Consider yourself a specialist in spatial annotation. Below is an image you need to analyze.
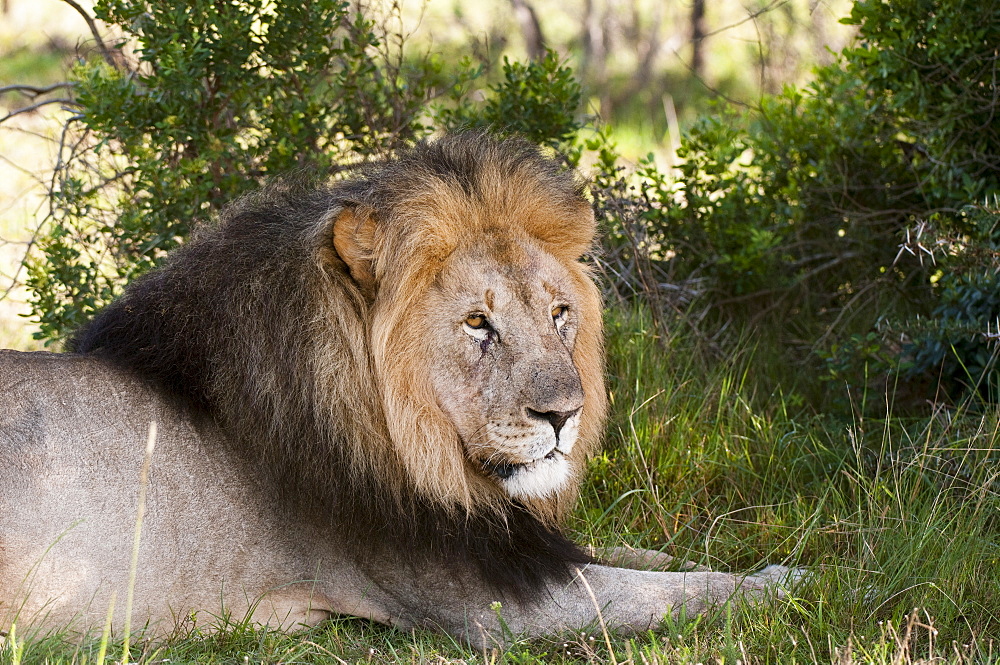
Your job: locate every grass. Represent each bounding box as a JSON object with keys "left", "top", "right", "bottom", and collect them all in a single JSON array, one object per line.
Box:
[
  {"left": 592, "top": 309, "right": 1000, "bottom": 662},
  {"left": 5, "top": 306, "right": 1000, "bottom": 664}
]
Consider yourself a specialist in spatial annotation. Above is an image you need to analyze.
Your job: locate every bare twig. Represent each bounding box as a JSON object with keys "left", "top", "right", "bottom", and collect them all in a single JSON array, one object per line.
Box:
[
  {"left": 699, "top": 0, "right": 791, "bottom": 41},
  {"left": 0, "top": 99, "right": 76, "bottom": 124},
  {"left": 669, "top": 0, "right": 792, "bottom": 109},
  {"left": 60, "top": 0, "right": 119, "bottom": 69},
  {"left": 0, "top": 113, "right": 87, "bottom": 304},
  {"left": 669, "top": 45, "right": 753, "bottom": 109},
  {"left": 0, "top": 83, "right": 74, "bottom": 99}
]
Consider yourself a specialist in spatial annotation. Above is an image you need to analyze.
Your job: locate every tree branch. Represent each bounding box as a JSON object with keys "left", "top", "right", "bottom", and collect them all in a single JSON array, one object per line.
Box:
[
  {"left": 699, "top": 0, "right": 791, "bottom": 41},
  {"left": 59, "top": 0, "right": 119, "bottom": 69},
  {"left": 0, "top": 98, "right": 76, "bottom": 124},
  {"left": 508, "top": 0, "right": 546, "bottom": 61},
  {"left": 0, "top": 83, "right": 74, "bottom": 99}
]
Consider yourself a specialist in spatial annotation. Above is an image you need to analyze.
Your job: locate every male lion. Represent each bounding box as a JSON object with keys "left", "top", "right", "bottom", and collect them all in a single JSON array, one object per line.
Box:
[{"left": 0, "top": 133, "right": 790, "bottom": 645}]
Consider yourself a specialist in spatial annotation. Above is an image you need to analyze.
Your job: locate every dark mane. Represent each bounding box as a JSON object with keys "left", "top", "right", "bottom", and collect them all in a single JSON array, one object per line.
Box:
[{"left": 69, "top": 135, "right": 594, "bottom": 600}]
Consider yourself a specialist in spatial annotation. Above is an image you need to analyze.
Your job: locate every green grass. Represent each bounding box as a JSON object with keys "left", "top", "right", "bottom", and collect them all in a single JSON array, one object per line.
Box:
[
  {"left": 7, "top": 310, "right": 1000, "bottom": 664},
  {"left": 589, "top": 309, "right": 1000, "bottom": 661}
]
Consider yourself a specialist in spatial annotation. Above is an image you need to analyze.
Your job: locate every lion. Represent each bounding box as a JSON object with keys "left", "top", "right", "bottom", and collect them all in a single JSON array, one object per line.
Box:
[{"left": 0, "top": 133, "right": 791, "bottom": 645}]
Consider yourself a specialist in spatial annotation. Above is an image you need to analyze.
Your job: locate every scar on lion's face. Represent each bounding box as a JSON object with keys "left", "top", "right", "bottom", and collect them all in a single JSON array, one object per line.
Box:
[{"left": 426, "top": 237, "right": 585, "bottom": 499}]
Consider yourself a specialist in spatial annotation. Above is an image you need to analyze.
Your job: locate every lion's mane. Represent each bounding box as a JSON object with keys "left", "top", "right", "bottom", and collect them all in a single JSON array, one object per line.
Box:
[{"left": 70, "top": 133, "right": 607, "bottom": 597}]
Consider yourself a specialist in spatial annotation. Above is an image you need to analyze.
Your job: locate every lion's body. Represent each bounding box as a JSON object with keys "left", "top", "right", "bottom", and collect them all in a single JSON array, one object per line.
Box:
[
  {"left": 0, "top": 134, "right": 789, "bottom": 644},
  {"left": 0, "top": 352, "right": 343, "bottom": 631}
]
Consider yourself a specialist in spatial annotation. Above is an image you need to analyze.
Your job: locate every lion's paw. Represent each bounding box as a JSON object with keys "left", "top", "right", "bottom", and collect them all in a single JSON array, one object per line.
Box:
[{"left": 742, "top": 564, "right": 807, "bottom": 598}]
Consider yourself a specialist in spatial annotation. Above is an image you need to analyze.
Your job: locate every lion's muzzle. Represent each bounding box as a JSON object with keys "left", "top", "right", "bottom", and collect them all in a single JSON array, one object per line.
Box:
[{"left": 525, "top": 406, "right": 580, "bottom": 442}]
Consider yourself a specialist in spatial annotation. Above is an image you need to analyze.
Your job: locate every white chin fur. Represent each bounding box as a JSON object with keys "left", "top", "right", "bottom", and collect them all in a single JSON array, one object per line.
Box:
[{"left": 500, "top": 455, "right": 571, "bottom": 499}]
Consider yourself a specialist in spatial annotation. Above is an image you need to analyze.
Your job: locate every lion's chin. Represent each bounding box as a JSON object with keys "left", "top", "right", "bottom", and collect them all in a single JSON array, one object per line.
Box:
[{"left": 498, "top": 454, "right": 571, "bottom": 500}]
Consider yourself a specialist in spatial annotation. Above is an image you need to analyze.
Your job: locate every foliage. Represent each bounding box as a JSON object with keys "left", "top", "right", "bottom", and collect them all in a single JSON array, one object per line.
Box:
[
  {"left": 26, "top": 0, "right": 586, "bottom": 344},
  {"left": 844, "top": 0, "right": 1000, "bottom": 201},
  {"left": 820, "top": 204, "right": 1000, "bottom": 403},
  {"left": 654, "top": 64, "right": 918, "bottom": 305},
  {"left": 817, "top": 0, "right": 1000, "bottom": 404},
  {"left": 28, "top": 0, "right": 426, "bottom": 340},
  {"left": 600, "top": 0, "right": 1000, "bottom": 409},
  {"left": 434, "top": 49, "right": 585, "bottom": 163},
  {"left": 590, "top": 61, "right": 932, "bottom": 400},
  {"left": 829, "top": 0, "right": 1000, "bottom": 405}
]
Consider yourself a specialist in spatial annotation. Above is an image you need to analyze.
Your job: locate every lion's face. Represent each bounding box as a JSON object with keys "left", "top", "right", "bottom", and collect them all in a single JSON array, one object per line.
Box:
[
  {"left": 423, "top": 231, "right": 586, "bottom": 500},
  {"left": 338, "top": 136, "right": 606, "bottom": 514}
]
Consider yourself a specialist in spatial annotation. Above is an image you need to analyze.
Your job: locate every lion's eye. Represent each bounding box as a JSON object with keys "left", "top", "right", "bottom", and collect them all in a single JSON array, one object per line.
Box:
[
  {"left": 465, "top": 313, "right": 489, "bottom": 330},
  {"left": 552, "top": 305, "right": 569, "bottom": 326}
]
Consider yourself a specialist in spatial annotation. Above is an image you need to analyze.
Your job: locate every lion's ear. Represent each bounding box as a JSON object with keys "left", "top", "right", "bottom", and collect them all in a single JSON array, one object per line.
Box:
[
  {"left": 525, "top": 203, "right": 597, "bottom": 263},
  {"left": 332, "top": 207, "right": 377, "bottom": 298}
]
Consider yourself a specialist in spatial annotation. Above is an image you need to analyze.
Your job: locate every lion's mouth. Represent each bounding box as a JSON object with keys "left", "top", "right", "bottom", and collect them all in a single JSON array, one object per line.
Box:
[
  {"left": 483, "top": 460, "right": 522, "bottom": 479},
  {"left": 482, "top": 449, "right": 559, "bottom": 479}
]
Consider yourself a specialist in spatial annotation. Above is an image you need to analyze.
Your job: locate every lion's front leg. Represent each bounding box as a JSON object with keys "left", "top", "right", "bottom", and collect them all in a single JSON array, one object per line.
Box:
[{"left": 444, "top": 563, "right": 788, "bottom": 647}]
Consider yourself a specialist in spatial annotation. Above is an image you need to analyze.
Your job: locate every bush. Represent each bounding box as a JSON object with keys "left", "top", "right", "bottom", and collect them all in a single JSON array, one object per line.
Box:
[
  {"left": 25, "top": 1, "right": 592, "bottom": 344},
  {"left": 595, "top": 62, "right": 932, "bottom": 363},
  {"left": 820, "top": 204, "right": 1000, "bottom": 404},
  {"left": 600, "top": 0, "right": 1000, "bottom": 409},
  {"left": 657, "top": 64, "right": 919, "bottom": 307},
  {"left": 828, "top": 0, "right": 1000, "bottom": 405},
  {"left": 844, "top": 0, "right": 1000, "bottom": 201},
  {"left": 434, "top": 50, "right": 584, "bottom": 163},
  {"left": 29, "top": 0, "right": 435, "bottom": 340}
]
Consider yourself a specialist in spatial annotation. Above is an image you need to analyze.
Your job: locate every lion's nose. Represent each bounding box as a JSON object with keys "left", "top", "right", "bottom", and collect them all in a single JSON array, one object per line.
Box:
[{"left": 526, "top": 407, "right": 580, "bottom": 439}]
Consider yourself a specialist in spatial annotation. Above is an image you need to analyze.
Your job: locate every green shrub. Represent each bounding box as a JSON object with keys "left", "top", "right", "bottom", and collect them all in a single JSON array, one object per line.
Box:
[
  {"left": 601, "top": 63, "right": 928, "bottom": 351},
  {"left": 844, "top": 0, "right": 1000, "bottom": 201},
  {"left": 607, "top": 0, "right": 1000, "bottom": 408},
  {"left": 26, "top": 1, "right": 586, "bottom": 343},
  {"left": 824, "top": 0, "right": 1000, "bottom": 406},
  {"left": 434, "top": 49, "right": 584, "bottom": 163},
  {"left": 29, "top": 0, "right": 426, "bottom": 340},
  {"left": 656, "top": 65, "right": 916, "bottom": 305},
  {"left": 820, "top": 204, "right": 1000, "bottom": 403}
]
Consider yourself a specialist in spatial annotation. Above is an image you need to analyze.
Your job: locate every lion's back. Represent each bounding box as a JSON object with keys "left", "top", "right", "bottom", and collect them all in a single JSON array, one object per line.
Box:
[
  {"left": 0, "top": 349, "right": 265, "bottom": 517},
  {"left": 0, "top": 350, "right": 310, "bottom": 633},
  {"left": 2, "top": 351, "right": 149, "bottom": 450}
]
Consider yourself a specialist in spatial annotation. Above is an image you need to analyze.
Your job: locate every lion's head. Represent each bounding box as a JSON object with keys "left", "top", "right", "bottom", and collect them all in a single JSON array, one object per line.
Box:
[
  {"left": 70, "top": 132, "right": 606, "bottom": 595},
  {"left": 327, "top": 135, "right": 606, "bottom": 516}
]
